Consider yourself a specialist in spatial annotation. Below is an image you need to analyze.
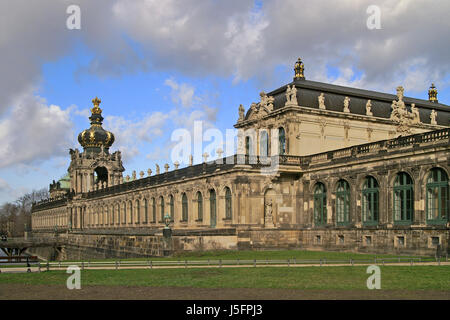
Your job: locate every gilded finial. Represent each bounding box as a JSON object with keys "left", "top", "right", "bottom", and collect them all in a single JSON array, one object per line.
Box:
[
  {"left": 428, "top": 83, "right": 438, "bottom": 103},
  {"left": 91, "top": 97, "right": 103, "bottom": 114},
  {"left": 294, "top": 58, "right": 305, "bottom": 80}
]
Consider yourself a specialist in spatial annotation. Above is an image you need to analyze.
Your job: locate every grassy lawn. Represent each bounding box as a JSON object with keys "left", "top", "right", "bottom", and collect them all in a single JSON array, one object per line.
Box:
[
  {"left": 0, "top": 266, "right": 448, "bottom": 290},
  {"left": 57, "top": 249, "right": 433, "bottom": 263}
]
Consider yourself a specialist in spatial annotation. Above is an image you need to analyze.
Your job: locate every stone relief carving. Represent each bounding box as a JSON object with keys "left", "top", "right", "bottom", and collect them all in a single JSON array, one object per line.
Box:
[{"left": 390, "top": 86, "right": 421, "bottom": 134}]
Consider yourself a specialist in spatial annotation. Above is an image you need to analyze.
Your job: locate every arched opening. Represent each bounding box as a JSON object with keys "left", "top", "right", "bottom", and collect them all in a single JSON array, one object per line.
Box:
[
  {"left": 169, "top": 195, "right": 174, "bottom": 222},
  {"left": 393, "top": 172, "right": 414, "bottom": 224},
  {"left": 225, "top": 187, "right": 232, "bottom": 220},
  {"left": 426, "top": 168, "right": 449, "bottom": 224},
  {"left": 209, "top": 189, "right": 216, "bottom": 228},
  {"left": 278, "top": 127, "right": 286, "bottom": 155},
  {"left": 197, "top": 191, "right": 203, "bottom": 222},
  {"left": 314, "top": 183, "right": 326, "bottom": 226},
  {"left": 245, "top": 136, "right": 252, "bottom": 156},
  {"left": 181, "top": 193, "right": 188, "bottom": 222},
  {"left": 260, "top": 130, "right": 269, "bottom": 157},
  {"left": 362, "top": 176, "right": 379, "bottom": 225},
  {"left": 336, "top": 180, "right": 350, "bottom": 225},
  {"left": 160, "top": 196, "right": 164, "bottom": 222},
  {"left": 94, "top": 166, "right": 108, "bottom": 185}
]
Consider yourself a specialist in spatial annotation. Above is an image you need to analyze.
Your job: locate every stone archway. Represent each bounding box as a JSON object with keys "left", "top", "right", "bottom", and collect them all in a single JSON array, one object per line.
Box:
[{"left": 94, "top": 166, "right": 108, "bottom": 186}]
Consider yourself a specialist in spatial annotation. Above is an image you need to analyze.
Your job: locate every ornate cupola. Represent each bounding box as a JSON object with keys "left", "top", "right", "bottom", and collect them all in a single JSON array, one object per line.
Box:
[
  {"left": 294, "top": 57, "right": 305, "bottom": 80},
  {"left": 428, "top": 83, "right": 438, "bottom": 103},
  {"left": 77, "top": 97, "right": 115, "bottom": 153}
]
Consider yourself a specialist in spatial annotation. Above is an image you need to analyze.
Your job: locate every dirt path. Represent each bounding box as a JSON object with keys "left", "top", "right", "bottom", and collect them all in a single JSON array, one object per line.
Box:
[{"left": 1, "top": 283, "right": 449, "bottom": 300}]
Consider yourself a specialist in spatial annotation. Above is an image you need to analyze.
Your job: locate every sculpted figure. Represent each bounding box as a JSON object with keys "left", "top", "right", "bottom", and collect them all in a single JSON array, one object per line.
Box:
[
  {"left": 430, "top": 109, "right": 437, "bottom": 125},
  {"left": 366, "top": 100, "right": 373, "bottom": 116},
  {"left": 343, "top": 97, "right": 350, "bottom": 113},
  {"left": 156, "top": 164, "right": 160, "bottom": 175},
  {"left": 285, "top": 85, "right": 298, "bottom": 106},
  {"left": 238, "top": 104, "right": 245, "bottom": 121},
  {"left": 260, "top": 92, "right": 268, "bottom": 108},
  {"left": 318, "top": 93, "right": 326, "bottom": 110},
  {"left": 267, "top": 95, "right": 275, "bottom": 111},
  {"left": 410, "top": 104, "right": 421, "bottom": 124}
]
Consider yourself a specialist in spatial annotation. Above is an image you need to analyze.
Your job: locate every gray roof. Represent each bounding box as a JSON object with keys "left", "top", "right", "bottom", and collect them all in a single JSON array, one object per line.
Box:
[{"left": 247, "top": 79, "right": 450, "bottom": 126}]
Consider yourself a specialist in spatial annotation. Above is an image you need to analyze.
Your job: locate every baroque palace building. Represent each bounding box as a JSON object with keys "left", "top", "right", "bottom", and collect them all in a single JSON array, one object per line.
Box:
[{"left": 31, "top": 59, "right": 450, "bottom": 259}]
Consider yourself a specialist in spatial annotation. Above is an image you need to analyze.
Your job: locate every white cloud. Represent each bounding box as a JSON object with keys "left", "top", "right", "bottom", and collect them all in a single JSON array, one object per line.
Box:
[
  {"left": 164, "top": 79, "right": 196, "bottom": 108},
  {"left": 0, "top": 91, "right": 74, "bottom": 168}
]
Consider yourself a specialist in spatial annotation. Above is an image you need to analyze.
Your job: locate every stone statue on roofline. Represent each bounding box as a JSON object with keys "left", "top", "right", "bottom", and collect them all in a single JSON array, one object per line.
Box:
[
  {"left": 238, "top": 104, "right": 245, "bottom": 121},
  {"left": 318, "top": 93, "right": 326, "bottom": 110},
  {"left": 366, "top": 100, "right": 373, "bottom": 116}
]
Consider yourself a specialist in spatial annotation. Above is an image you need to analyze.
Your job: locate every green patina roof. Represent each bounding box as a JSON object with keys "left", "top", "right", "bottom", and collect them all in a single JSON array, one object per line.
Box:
[{"left": 58, "top": 173, "right": 71, "bottom": 189}]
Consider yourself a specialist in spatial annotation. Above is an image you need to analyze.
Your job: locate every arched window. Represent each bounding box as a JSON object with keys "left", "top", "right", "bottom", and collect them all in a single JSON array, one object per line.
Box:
[
  {"left": 169, "top": 195, "right": 174, "bottom": 222},
  {"left": 426, "top": 168, "right": 449, "bottom": 224},
  {"left": 143, "top": 199, "right": 148, "bottom": 223},
  {"left": 152, "top": 198, "right": 156, "bottom": 222},
  {"left": 362, "top": 176, "right": 379, "bottom": 225},
  {"left": 260, "top": 130, "right": 269, "bottom": 157},
  {"left": 314, "top": 183, "right": 326, "bottom": 225},
  {"left": 278, "top": 127, "right": 286, "bottom": 155},
  {"left": 110, "top": 205, "right": 114, "bottom": 225},
  {"left": 197, "top": 192, "right": 203, "bottom": 221},
  {"left": 122, "top": 202, "right": 126, "bottom": 224},
  {"left": 160, "top": 196, "right": 164, "bottom": 222},
  {"left": 129, "top": 201, "right": 133, "bottom": 224},
  {"left": 104, "top": 206, "right": 108, "bottom": 225},
  {"left": 210, "top": 189, "right": 216, "bottom": 228},
  {"left": 135, "top": 199, "right": 140, "bottom": 224},
  {"left": 393, "top": 172, "right": 414, "bottom": 224},
  {"left": 182, "top": 193, "right": 188, "bottom": 222},
  {"left": 336, "top": 180, "right": 350, "bottom": 225},
  {"left": 115, "top": 203, "right": 119, "bottom": 225},
  {"left": 225, "top": 187, "right": 232, "bottom": 220}
]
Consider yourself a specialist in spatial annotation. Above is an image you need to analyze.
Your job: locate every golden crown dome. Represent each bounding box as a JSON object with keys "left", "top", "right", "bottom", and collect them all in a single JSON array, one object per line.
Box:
[{"left": 77, "top": 97, "right": 115, "bottom": 152}]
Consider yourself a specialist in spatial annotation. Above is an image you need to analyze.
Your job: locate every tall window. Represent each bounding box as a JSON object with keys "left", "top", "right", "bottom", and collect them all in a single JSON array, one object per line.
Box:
[
  {"left": 314, "top": 183, "right": 326, "bottom": 225},
  {"left": 122, "top": 202, "right": 126, "bottom": 224},
  {"left": 182, "top": 193, "right": 188, "bottom": 222},
  {"left": 160, "top": 196, "right": 164, "bottom": 222},
  {"left": 169, "top": 195, "right": 174, "bottom": 221},
  {"left": 393, "top": 172, "right": 414, "bottom": 224},
  {"left": 278, "top": 127, "right": 286, "bottom": 155},
  {"left": 426, "top": 168, "right": 449, "bottom": 224},
  {"left": 135, "top": 199, "right": 140, "bottom": 224},
  {"left": 128, "top": 201, "right": 133, "bottom": 224},
  {"left": 362, "top": 176, "right": 379, "bottom": 225},
  {"left": 245, "top": 136, "right": 252, "bottom": 156},
  {"left": 152, "top": 198, "right": 156, "bottom": 222},
  {"left": 210, "top": 189, "right": 216, "bottom": 227},
  {"left": 143, "top": 198, "right": 148, "bottom": 223},
  {"left": 225, "top": 187, "right": 232, "bottom": 220},
  {"left": 336, "top": 180, "right": 350, "bottom": 225},
  {"left": 197, "top": 191, "right": 203, "bottom": 221},
  {"left": 260, "top": 130, "right": 269, "bottom": 157},
  {"left": 115, "top": 204, "right": 119, "bottom": 225}
]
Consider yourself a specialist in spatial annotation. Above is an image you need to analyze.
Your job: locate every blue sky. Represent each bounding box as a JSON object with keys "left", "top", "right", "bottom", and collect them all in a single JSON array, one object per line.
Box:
[{"left": 1, "top": 0, "right": 449, "bottom": 204}]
